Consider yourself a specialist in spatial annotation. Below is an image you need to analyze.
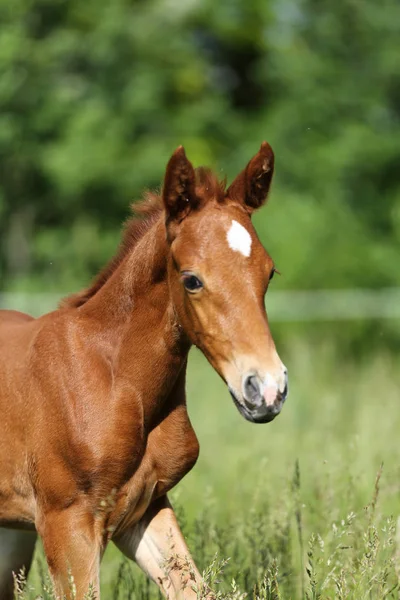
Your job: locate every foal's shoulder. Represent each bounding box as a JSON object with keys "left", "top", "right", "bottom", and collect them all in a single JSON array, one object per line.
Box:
[{"left": 32, "top": 307, "right": 103, "bottom": 356}]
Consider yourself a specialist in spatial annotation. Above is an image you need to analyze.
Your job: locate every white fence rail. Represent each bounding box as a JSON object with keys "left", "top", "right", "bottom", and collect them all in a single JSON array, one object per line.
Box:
[{"left": 1, "top": 289, "right": 400, "bottom": 321}]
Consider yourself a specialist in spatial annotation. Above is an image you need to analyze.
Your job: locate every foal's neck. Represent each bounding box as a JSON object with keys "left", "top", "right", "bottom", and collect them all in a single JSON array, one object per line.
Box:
[{"left": 80, "top": 216, "right": 189, "bottom": 377}]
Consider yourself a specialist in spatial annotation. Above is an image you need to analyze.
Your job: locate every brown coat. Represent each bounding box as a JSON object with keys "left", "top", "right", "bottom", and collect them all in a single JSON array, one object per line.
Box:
[{"left": 0, "top": 143, "right": 287, "bottom": 599}]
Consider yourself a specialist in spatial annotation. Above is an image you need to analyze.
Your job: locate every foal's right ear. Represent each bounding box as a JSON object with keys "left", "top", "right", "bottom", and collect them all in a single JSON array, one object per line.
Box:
[
  {"left": 163, "top": 146, "right": 197, "bottom": 222},
  {"left": 226, "top": 142, "right": 275, "bottom": 212}
]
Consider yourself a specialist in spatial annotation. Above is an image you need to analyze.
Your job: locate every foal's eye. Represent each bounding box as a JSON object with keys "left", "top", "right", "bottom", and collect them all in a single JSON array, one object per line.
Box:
[
  {"left": 182, "top": 273, "right": 203, "bottom": 293},
  {"left": 269, "top": 267, "right": 280, "bottom": 282}
]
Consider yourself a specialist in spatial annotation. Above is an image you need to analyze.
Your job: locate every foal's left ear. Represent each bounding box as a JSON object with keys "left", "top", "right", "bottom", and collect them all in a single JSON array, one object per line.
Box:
[
  {"left": 226, "top": 142, "right": 274, "bottom": 212},
  {"left": 163, "top": 146, "right": 197, "bottom": 222}
]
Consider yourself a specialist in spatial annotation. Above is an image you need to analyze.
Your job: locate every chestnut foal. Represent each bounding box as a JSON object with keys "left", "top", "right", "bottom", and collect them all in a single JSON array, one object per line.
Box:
[{"left": 0, "top": 143, "right": 288, "bottom": 599}]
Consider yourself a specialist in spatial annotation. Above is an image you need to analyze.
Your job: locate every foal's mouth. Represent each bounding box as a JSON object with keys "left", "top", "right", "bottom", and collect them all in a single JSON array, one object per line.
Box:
[{"left": 229, "top": 384, "right": 287, "bottom": 424}]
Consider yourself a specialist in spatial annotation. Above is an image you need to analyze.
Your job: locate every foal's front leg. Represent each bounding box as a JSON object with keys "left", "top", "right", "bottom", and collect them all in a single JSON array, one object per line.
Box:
[
  {"left": 38, "top": 506, "right": 102, "bottom": 599},
  {"left": 114, "top": 496, "right": 212, "bottom": 599}
]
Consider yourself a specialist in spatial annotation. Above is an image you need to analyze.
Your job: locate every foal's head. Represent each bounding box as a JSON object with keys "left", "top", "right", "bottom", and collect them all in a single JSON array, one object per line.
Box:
[{"left": 163, "top": 143, "right": 287, "bottom": 423}]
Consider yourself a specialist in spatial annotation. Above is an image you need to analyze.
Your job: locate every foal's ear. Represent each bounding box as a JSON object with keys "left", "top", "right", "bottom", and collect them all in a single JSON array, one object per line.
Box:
[
  {"left": 163, "top": 146, "right": 197, "bottom": 222},
  {"left": 226, "top": 142, "right": 274, "bottom": 212}
]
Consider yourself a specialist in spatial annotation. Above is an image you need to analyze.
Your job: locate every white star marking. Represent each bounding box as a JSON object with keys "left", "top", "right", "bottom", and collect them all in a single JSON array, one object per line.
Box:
[{"left": 227, "top": 220, "right": 252, "bottom": 257}]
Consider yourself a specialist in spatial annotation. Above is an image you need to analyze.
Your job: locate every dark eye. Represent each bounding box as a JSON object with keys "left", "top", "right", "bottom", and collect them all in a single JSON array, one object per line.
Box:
[
  {"left": 182, "top": 273, "right": 203, "bottom": 292},
  {"left": 269, "top": 267, "right": 281, "bottom": 282}
]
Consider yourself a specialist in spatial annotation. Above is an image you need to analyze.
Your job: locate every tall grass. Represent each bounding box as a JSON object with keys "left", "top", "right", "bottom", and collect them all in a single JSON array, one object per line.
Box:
[{"left": 17, "top": 333, "right": 400, "bottom": 598}]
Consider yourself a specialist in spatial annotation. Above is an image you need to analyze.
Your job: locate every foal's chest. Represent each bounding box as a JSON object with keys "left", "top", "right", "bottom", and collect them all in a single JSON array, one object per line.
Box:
[{"left": 112, "top": 404, "right": 199, "bottom": 534}]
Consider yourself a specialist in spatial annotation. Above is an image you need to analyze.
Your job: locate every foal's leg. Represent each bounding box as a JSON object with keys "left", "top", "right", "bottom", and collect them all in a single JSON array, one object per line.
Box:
[
  {"left": 114, "top": 496, "right": 211, "bottom": 599},
  {"left": 38, "top": 508, "right": 101, "bottom": 599},
  {"left": 0, "top": 529, "right": 37, "bottom": 600}
]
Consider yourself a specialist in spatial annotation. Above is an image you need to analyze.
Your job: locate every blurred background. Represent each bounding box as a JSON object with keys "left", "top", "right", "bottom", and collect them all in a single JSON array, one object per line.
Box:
[{"left": 1, "top": 0, "right": 400, "bottom": 596}]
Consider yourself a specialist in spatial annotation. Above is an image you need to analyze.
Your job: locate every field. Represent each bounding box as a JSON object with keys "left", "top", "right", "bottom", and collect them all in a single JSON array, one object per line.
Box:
[
  {"left": 1, "top": 0, "right": 398, "bottom": 597},
  {"left": 16, "top": 323, "right": 400, "bottom": 600}
]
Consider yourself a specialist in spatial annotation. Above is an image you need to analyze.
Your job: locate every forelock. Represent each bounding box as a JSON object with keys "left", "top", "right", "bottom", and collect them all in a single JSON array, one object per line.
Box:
[{"left": 194, "top": 167, "right": 226, "bottom": 204}]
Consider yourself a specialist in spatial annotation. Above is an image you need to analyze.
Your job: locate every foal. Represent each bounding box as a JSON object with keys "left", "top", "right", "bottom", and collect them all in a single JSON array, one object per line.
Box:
[{"left": 0, "top": 143, "right": 288, "bottom": 599}]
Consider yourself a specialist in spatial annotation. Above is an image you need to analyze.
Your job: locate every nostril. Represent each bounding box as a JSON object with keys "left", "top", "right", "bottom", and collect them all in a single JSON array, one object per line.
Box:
[
  {"left": 244, "top": 374, "right": 258, "bottom": 397},
  {"left": 243, "top": 374, "right": 261, "bottom": 406},
  {"left": 248, "top": 375, "right": 258, "bottom": 394},
  {"left": 281, "top": 377, "right": 289, "bottom": 401}
]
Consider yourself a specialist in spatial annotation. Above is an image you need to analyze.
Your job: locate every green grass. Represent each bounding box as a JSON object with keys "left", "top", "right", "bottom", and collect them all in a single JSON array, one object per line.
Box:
[{"left": 18, "top": 330, "right": 400, "bottom": 599}]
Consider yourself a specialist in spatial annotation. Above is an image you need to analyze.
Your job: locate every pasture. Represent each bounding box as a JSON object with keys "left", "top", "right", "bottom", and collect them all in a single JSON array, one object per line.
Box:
[
  {"left": 18, "top": 324, "right": 400, "bottom": 599},
  {"left": 1, "top": 0, "right": 398, "bottom": 598}
]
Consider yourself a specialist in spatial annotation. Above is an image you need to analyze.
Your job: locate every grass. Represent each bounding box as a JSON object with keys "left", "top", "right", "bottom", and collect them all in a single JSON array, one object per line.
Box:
[{"left": 14, "top": 327, "right": 400, "bottom": 599}]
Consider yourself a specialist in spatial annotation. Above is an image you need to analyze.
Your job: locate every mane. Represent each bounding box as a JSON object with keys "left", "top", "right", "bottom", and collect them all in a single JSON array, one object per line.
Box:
[
  {"left": 195, "top": 166, "right": 226, "bottom": 203},
  {"left": 60, "top": 167, "right": 226, "bottom": 309},
  {"left": 60, "top": 192, "right": 163, "bottom": 309}
]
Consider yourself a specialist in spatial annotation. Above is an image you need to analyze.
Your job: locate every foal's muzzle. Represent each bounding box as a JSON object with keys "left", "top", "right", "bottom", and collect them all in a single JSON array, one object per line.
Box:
[{"left": 230, "top": 370, "right": 288, "bottom": 423}]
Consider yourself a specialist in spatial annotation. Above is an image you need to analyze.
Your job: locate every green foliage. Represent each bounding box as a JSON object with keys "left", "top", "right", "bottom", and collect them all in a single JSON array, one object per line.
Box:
[
  {"left": 0, "top": 0, "right": 398, "bottom": 293},
  {"left": 1, "top": 3, "right": 399, "bottom": 597}
]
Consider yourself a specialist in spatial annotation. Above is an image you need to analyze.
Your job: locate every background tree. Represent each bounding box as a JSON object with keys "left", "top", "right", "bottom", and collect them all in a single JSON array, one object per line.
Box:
[{"left": 0, "top": 0, "right": 398, "bottom": 295}]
